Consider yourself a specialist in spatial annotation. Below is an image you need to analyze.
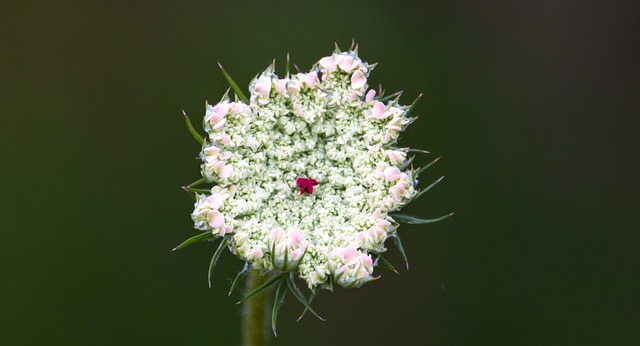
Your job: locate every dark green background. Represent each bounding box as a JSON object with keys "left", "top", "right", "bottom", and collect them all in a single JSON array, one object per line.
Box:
[{"left": 2, "top": 1, "right": 638, "bottom": 345}]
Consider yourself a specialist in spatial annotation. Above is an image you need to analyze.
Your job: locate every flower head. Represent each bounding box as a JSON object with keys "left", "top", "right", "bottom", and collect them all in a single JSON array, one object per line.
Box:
[{"left": 180, "top": 45, "right": 450, "bottom": 314}]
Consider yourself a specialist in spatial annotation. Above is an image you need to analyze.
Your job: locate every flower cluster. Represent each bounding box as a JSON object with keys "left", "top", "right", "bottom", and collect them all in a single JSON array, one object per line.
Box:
[{"left": 183, "top": 47, "right": 441, "bottom": 292}]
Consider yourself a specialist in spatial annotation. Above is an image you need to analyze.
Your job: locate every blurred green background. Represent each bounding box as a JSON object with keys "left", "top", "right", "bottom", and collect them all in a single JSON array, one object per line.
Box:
[{"left": 2, "top": 1, "right": 638, "bottom": 345}]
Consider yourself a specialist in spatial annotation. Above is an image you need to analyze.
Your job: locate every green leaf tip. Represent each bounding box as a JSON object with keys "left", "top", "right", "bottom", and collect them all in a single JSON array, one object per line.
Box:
[
  {"left": 406, "top": 148, "right": 430, "bottom": 154},
  {"left": 182, "top": 110, "right": 204, "bottom": 145},
  {"left": 381, "top": 90, "right": 403, "bottom": 102},
  {"left": 405, "top": 93, "right": 423, "bottom": 118},
  {"left": 390, "top": 212, "right": 454, "bottom": 224},
  {"left": 413, "top": 176, "right": 445, "bottom": 201},
  {"left": 171, "top": 232, "right": 213, "bottom": 251},
  {"left": 297, "top": 288, "right": 318, "bottom": 321},
  {"left": 208, "top": 237, "right": 228, "bottom": 288},
  {"left": 392, "top": 233, "right": 409, "bottom": 270},
  {"left": 183, "top": 186, "right": 210, "bottom": 194},
  {"left": 228, "top": 262, "right": 250, "bottom": 296},
  {"left": 350, "top": 39, "right": 359, "bottom": 54},
  {"left": 285, "top": 52, "right": 290, "bottom": 76},
  {"left": 217, "top": 62, "right": 249, "bottom": 103},
  {"left": 286, "top": 276, "right": 325, "bottom": 321},
  {"left": 415, "top": 156, "right": 441, "bottom": 180},
  {"left": 399, "top": 155, "right": 415, "bottom": 171},
  {"left": 186, "top": 177, "right": 207, "bottom": 189},
  {"left": 271, "top": 280, "right": 287, "bottom": 336},
  {"left": 220, "top": 87, "right": 231, "bottom": 102},
  {"left": 375, "top": 255, "right": 399, "bottom": 274}
]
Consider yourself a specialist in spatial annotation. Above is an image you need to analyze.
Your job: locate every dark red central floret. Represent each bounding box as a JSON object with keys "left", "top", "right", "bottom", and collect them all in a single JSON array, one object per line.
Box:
[{"left": 296, "top": 177, "right": 318, "bottom": 195}]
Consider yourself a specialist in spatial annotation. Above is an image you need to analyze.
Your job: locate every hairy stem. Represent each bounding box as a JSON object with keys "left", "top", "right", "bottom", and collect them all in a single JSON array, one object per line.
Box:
[{"left": 242, "top": 269, "right": 271, "bottom": 346}]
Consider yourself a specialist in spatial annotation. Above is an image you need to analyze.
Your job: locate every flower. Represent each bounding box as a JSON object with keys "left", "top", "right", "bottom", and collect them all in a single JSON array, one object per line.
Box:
[
  {"left": 182, "top": 45, "right": 448, "bottom": 295},
  {"left": 269, "top": 227, "right": 307, "bottom": 272}
]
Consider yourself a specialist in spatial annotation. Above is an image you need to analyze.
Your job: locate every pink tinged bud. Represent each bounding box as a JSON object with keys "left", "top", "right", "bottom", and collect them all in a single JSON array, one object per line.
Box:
[
  {"left": 390, "top": 184, "right": 405, "bottom": 201},
  {"left": 229, "top": 102, "right": 241, "bottom": 113},
  {"left": 230, "top": 102, "right": 251, "bottom": 116},
  {"left": 384, "top": 167, "right": 402, "bottom": 181},
  {"left": 223, "top": 225, "right": 234, "bottom": 234},
  {"left": 388, "top": 113, "right": 403, "bottom": 124},
  {"left": 220, "top": 135, "right": 231, "bottom": 145},
  {"left": 254, "top": 76, "right": 272, "bottom": 99},
  {"left": 304, "top": 71, "right": 318, "bottom": 88},
  {"left": 351, "top": 70, "right": 367, "bottom": 89},
  {"left": 274, "top": 78, "right": 288, "bottom": 93},
  {"left": 250, "top": 247, "right": 264, "bottom": 260},
  {"left": 290, "top": 248, "right": 304, "bottom": 261},
  {"left": 212, "top": 102, "right": 230, "bottom": 117},
  {"left": 319, "top": 56, "right": 337, "bottom": 72},
  {"left": 211, "top": 115, "right": 226, "bottom": 130},
  {"left": 365, "top": 89, "right": 376, "bottom": 103},
  {"left": 208, "top": 210, "right": 225, "bottom": 228},
  {"left": 372, "top": 208, "right": 382, "bottom": 219},
  {"left": 220, "top": 164, "right": 234, "bottom": 178},
  {"left": 361, "top": 253, "right": 373, "bottom": 267},
  {"left": 338, "top": 56, "right": 356, "bottom": 72},
  {"left": 342, "top": 246, "right": 359, "bottom": 263},
  {"left": 234, "top": 232, "right": 248, "bottom": 246},
  {"left": 212, "top": 161, "right": 225, "bottom": 172},
  {"left": 387, "top": 150, "right": 406, "bottom": 165},
  {"left": 386, "top": 123, "right": 402, "bottom": 131},
  {"left": 371, "top": 101, "right": 387, "bottom": 119},
  {"left": 269, "top": 227, "right": 285, "bottom": 244},
  {"left": 204, "top": 146, "right": 220, "bottom": 160},
  {"left": 288, "top": 229, "right": 304, "bottom": 245},
  {"left": 377, "top": 219, "right": 391, "bottom": 228},
  {"left": 288, "top": 81, "right": 301, "bottom": 93},
  {"left": 339, "top": 265, "right": 349, "bottom": 274},
  {"left": 207, "top": 194, "right": 224, "bottom": 209},
  {"left": 220, "top": 151, "right": 232, "bottom": 160}
]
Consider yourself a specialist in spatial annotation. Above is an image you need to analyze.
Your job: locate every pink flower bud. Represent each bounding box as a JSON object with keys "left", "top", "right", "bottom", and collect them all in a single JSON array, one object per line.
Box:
[
  {"left": 365, "top": 89, "right": 376, "bottom": 103},
  {"left": 207, "top": 210, "right": 225, "bottom": 228},
  {"left": 384, "top": 167, "right": 402, "bottom": 181},
  {"left": 269, "top": 227, "right": 285, "bottom": 243},
  {"left": 371, "top": 101, "right": 387, "bottom": 119},
  {"left": 220, "top": 164, "right": 234, "bottom": 179},
  {"left": 342, "top": 246, "right": 359, "bottom": 264},
  {"left": 249, "top": 247, "right": 264, "bottom": 261},
  {"left": 212, "top": 102, "right": 230, "bottom": 117},
  {"left": 304, "top": 71, "right": 318, "bottom": 88},
  {"left": 274, "top": 78, "right": 289, "bottom": 93},
  {"left": 319, "top": 56, "right": 337, "bottom": 72},
  {"left": 351, "top": 70, "right": 367, "bottom": 89},
  {"left": 206, "top": 193, "right": 224, "bottom": 210},
  {"left": 387, "top": 150, "right": 406, "bottom": 165},
  {"left": 338, "top": 55, "right": 357, "bottom": 73},
  {"left": 211, "top": 115, "right": 226, "bottom": 130},
  {"left": 220, "top": 151, "right": 232, "bottom": 160}
]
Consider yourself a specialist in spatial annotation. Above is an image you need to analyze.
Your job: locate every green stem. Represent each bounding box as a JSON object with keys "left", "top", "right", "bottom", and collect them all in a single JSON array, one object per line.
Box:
[{"left": 242, "top": 269, "right": 271, "bottom": 346}]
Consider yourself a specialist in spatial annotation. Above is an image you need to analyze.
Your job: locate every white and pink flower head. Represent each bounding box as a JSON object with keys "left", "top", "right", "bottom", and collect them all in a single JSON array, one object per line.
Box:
[{"left": 181, "top": 45, "right": 448, "bottom": 323}]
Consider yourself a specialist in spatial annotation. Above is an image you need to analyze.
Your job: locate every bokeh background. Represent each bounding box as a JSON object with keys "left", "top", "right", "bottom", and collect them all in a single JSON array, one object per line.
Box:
[{"left": 2, "top": 1, "right": 638, "bottom": 345}]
